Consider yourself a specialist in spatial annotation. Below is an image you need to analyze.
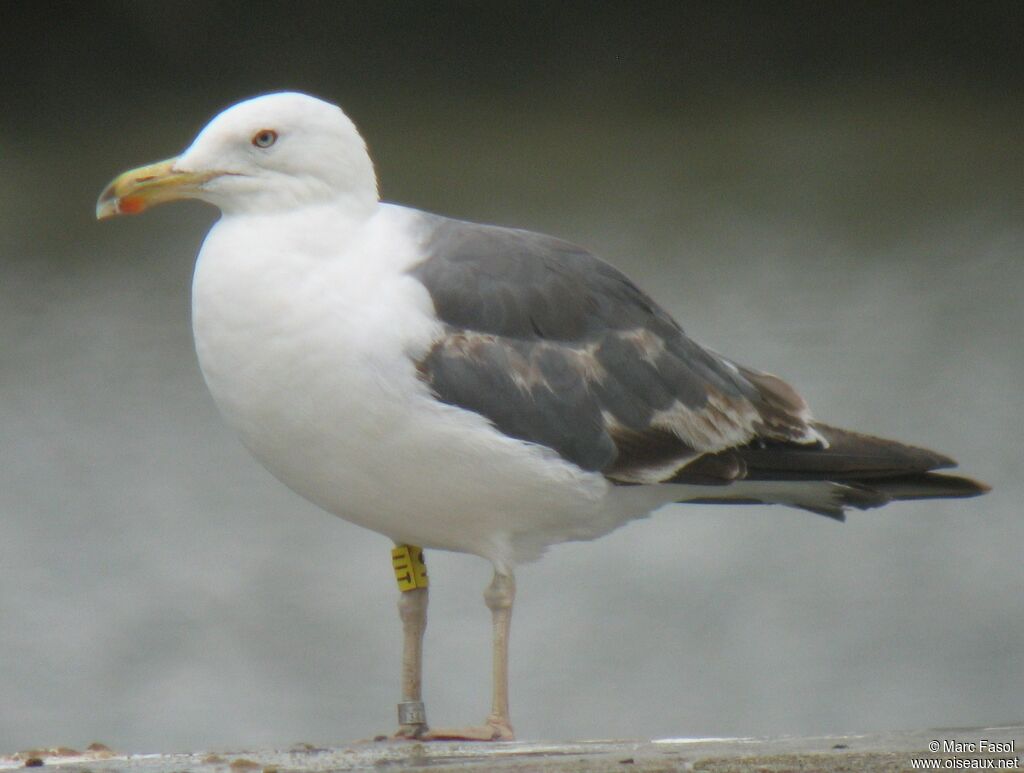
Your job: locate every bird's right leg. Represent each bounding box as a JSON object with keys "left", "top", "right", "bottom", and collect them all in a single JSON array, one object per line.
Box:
[
  {"left": 422, "top": 568, "right": 516, "bottom": 741},
  {"left": 391, "top": 544, "right": 430, "bottom": 739}
]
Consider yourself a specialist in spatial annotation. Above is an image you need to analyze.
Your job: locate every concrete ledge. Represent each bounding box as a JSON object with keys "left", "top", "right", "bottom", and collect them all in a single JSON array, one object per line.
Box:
[{"left": 3, "top": 726, "right": 1020, "bottom": 772}]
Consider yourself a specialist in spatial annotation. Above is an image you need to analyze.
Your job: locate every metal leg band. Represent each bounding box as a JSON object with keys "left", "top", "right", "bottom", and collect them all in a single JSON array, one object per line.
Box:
[{"left": 397, "top": 700, "right": 427, "bottom": 726}]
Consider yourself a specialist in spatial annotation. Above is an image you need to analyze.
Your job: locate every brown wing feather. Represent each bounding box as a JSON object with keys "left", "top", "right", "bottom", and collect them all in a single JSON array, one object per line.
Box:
[
  {"left": 723, "top": 423, "right": 957, "bottom": 481},
  {"left": 409, "top": 212, "right": 988, "bottom": 505}
]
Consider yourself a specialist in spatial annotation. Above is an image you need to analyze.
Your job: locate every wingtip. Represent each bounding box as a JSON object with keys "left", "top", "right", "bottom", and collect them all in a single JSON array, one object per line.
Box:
[
  {"left": 797, "top": 505, "right": 847, "bottom": 522},
  {"left": 873, "top": 472, "right": 991, "bottom": 501},
  {"left": 964, "top": 477, "right": 992, "bottom": 496},
  {"left": 929, "top": 451, "right": 958, "bottom": 471}
]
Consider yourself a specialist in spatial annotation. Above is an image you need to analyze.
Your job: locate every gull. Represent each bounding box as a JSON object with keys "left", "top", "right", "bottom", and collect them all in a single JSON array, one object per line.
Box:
[{"left": 97, "top": 92, "right": 987, "bottom": 741}]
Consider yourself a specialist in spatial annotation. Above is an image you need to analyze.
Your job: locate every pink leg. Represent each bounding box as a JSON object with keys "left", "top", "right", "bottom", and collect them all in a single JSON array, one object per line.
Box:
[
  {"left": 424, "top": 570, "right": 516, "bottom": 741},
  {"left": 393, "top": 585, "right": 429, "bottom": 738}
]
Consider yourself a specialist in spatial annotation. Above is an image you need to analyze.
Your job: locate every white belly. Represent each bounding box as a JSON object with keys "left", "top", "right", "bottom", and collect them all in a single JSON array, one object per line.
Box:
[{"left": 189, "top": 206, "right": 672, "bottom": 567}]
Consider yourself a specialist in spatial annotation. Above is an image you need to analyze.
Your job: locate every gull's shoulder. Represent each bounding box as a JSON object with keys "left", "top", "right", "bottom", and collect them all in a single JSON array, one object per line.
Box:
[{"left": 391, "top": 206, "right": 680, "bottom": 343}]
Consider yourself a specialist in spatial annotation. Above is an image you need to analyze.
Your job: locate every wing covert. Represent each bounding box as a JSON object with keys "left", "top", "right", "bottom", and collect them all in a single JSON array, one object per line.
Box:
[{"left": 408, "top": 213, "right": 821, "bottom": 483}]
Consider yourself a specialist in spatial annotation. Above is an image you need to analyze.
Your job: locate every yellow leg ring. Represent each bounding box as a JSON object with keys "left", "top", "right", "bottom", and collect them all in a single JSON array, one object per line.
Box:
[{"left": 392, "top": 544, "right": 428, "bottom": 591}]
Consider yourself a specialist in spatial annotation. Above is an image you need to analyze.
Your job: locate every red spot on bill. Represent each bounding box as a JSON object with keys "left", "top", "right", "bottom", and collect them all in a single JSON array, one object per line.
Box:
[{"left": 118, "top": 196, "right": 146, "bottom": 215}]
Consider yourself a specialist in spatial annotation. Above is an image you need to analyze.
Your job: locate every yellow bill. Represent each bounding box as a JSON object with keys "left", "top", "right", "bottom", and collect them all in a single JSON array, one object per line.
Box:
[{"left": 96, "top": 157, "right": 214, "bottom": 220}]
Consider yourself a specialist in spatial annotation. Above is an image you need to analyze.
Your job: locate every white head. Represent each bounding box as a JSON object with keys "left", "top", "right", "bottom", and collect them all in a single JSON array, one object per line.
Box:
[{"left": 97, "top": 92, "right": 379, "bottom": 219}]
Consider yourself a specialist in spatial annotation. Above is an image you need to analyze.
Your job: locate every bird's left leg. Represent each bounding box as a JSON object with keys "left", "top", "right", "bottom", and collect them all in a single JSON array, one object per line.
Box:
[{"left": 391, "top": 544, "right": 430, "bottom": 739}]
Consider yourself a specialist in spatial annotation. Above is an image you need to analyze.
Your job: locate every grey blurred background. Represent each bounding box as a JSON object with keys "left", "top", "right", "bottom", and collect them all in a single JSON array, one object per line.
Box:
[{"left": 1, "top": 0, "right": 1021, "bottom": 754}]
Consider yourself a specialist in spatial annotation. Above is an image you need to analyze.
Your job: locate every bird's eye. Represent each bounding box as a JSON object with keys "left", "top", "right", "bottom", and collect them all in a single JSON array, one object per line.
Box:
[{"left": 252, "top": 129, "right": 278, "bottom": 148}]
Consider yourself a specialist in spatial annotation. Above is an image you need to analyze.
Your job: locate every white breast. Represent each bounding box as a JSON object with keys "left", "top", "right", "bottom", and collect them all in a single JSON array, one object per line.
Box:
[{"left": 190, "top": 204, "right": 672, "bottom": 568}]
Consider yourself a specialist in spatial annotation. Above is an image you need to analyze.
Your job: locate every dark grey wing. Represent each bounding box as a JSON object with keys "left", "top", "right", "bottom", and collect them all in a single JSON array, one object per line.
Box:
[{"left": 408, "top": 213, "right": 821, "bottom": 483}]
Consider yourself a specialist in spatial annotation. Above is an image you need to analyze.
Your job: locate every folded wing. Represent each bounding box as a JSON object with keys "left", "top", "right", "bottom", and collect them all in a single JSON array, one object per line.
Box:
[{"left": 408, "top": 213, "right": 987, "bottom": 513}]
